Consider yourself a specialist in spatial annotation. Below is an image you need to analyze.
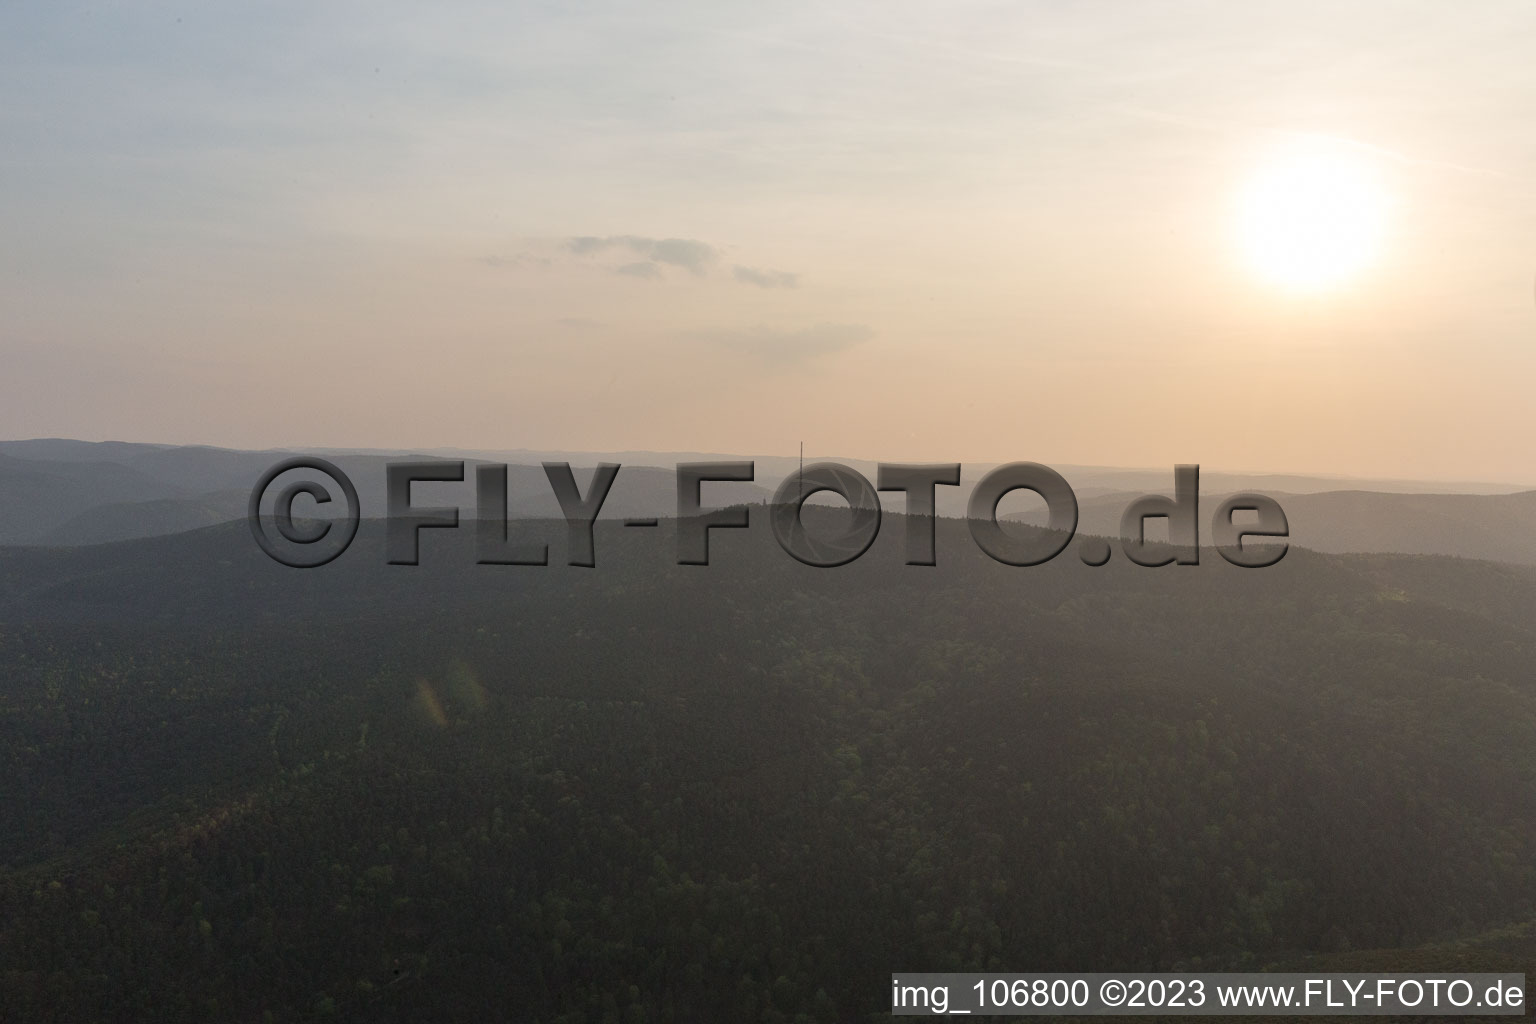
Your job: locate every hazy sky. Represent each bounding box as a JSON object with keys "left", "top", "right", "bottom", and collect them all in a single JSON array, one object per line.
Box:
[{"left": 3, "top": 1, "right": 1534, "bottom": 481}]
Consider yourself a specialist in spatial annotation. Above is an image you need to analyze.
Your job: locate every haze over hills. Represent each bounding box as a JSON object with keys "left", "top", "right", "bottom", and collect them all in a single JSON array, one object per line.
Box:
[
  {"left": 0, "top": 452, "right": 186, "bottom": 545},
  {"left": 0, "top": 441, "right": 776, "bottom": 546},
  {"left": 40, "top": 490, "right": 252, "bottom": 547},
  {"left": 1007, "top": 488, "right": 1536, "bottom": 567},
  {"left": 6, "top": 439, "right": 1529, "bottom": 499},
  {"left": 4, "top": 440, "right": 1536, "bottom": 567}
]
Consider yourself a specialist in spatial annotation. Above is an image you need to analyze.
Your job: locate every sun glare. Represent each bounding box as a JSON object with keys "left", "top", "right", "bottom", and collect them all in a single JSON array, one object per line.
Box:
[{"left": 1237, "top": 141, "right": 1388, "bottom": 293}]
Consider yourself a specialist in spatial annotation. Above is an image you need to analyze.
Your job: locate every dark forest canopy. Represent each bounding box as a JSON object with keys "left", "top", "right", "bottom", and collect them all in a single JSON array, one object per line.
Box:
[{"left": 3, "top": 516, "right": 1536, "bottom": 1021}]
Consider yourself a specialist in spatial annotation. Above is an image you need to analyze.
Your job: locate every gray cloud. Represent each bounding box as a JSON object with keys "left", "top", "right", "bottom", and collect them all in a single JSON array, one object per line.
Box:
[
  {"left": 647, "top": 238, "right": 717, "bottom": 274},
  {"left": 614, "top": 261, "right": 663, "bottom": 280},
  {"left": 567, "top": 235, "right": 719, "bottom": 276},
  {"left": 733, "top": 265, "right": 799, "bottom": 289},
  {"left": 690, "top": 323, "right": 874, "bottom": 365}
]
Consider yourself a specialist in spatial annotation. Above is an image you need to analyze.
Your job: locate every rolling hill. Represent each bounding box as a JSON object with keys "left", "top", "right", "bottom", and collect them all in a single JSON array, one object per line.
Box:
[{"left": 3, "top": 514, "right": 1536, "bottom": 1020}]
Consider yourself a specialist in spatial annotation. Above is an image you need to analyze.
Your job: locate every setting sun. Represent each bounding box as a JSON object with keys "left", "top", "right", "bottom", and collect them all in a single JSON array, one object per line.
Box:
[{"left": 1238, "top": 141, "right": 1389, "bottom": 293}]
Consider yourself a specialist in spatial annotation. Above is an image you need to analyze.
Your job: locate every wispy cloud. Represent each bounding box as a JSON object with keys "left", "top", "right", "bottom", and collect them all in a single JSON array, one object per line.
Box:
[
  {"left": 568, "top": 235, "right": 719, "bottom": 275},
  {"left": 733, "top": 265, "right": 799, "bottom": 289},
  {"left": 556, "top": 235, "right": 805, "bottom": 286},
  {"left": 690, "top": 323, "right": 873, "bottom": 365}
]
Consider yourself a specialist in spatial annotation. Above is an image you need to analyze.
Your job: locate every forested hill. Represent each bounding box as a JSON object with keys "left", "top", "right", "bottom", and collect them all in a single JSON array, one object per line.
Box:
[{"left": 3, "top": 516, "right": 1536, "bottom": 1021}]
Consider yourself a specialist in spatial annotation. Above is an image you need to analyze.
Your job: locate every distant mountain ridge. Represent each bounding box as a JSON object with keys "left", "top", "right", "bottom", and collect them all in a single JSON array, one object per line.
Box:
[
  {"left": 4, "top": 439, "right": 1536, "bottom": 564},
  {"left": 1005, "top": 488, "right": 1536, "bottom": 566}
]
